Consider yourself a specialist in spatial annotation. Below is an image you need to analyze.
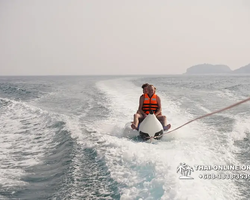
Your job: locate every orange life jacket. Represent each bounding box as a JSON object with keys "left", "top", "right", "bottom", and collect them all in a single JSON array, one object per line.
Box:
[{"left": 142, "top": 93, "right": 159, "bottom": 114}]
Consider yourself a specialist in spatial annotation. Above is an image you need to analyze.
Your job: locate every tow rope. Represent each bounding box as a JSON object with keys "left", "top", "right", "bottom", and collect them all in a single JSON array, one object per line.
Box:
[{"left": 165, "top": 96, "right": 250, "bottom": 135}]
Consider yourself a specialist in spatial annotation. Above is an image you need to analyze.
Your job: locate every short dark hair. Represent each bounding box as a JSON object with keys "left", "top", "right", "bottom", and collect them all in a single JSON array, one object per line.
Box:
[{"left": 142, "top": 83, "right": 149, "bottom": 89}]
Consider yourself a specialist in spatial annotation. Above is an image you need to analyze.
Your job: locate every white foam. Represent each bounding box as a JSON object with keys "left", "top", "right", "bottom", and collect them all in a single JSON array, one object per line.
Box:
[
  {"left": 0, "top": 98, "right": 62, "bottom": 187},
  {"left": 89, "top": 78, "right": 242, "bottom": 199},
  {"left": 230, "top": 115, "right": 249, "bottom": 141}
]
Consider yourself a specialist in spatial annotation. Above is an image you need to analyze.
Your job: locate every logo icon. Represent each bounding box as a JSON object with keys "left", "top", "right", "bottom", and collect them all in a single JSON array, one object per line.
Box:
[{"left": 177, "top": 163, "right": 194, "bottom": 180}]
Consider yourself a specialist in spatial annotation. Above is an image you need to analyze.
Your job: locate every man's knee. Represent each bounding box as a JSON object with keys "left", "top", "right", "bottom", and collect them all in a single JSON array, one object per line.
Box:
[
  {"left": 157, "top": 115, "right": 166, "bottom": 121},
  {"left": 134, "top": 113, "right": 140, "bottom": 118}
]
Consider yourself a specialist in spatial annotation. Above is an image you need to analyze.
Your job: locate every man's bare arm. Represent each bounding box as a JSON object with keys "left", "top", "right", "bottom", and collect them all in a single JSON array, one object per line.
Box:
[
  {"left": 138, "top": 96, "right": 147, "bottom": 117},
  {"left": 155, "top": 96, "right": 162, "bottom": 116}
]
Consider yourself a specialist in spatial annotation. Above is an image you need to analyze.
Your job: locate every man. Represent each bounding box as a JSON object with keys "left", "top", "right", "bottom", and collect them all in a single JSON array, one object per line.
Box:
[
  {"left": 131, "top": 83, "right": 148, "bottom": 129},
  {"left": 131, "top": 84, "right": 169, "bottom": 130},
  {"left": 136, "top": 83, "right": 149, "bottom": 114}
]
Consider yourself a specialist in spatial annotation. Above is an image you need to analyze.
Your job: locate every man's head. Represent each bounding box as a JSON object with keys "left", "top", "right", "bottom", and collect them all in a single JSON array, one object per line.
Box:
[
  {"left": 142, "top": 83, "right": 149, "bottom": 94},
  {"left": 147, "top": 85, "right": 155, "bottom": 96}
]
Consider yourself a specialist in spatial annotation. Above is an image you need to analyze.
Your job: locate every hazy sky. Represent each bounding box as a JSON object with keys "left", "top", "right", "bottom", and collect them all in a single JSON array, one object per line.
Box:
[{"left": 1, "top": 0, "right": 250, "bottom": 75}]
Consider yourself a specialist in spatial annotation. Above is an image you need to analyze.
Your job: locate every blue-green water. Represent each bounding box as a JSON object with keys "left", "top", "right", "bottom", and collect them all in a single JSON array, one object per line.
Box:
[{"left": 0, "top": 75, "right": 250, "bottom": 200}]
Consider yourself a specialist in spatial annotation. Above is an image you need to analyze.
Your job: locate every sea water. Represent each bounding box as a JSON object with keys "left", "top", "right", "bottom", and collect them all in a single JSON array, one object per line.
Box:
[{"left": 0, "top": 75, "right": 249, "bottom": 200}]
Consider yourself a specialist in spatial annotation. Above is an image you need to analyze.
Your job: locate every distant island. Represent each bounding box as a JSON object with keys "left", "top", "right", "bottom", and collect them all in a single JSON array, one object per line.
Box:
[
  {"left": 185, "top": 63, "right": 250, "bottom": 74},
  {"left": 233, "top": 63, "right": 250, "bottom": 74}
]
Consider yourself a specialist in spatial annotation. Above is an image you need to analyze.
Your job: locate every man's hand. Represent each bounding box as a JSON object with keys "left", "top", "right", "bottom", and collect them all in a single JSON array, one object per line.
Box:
[{"left": 155, "top": 112, "right": 160, "bottom": 116}]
